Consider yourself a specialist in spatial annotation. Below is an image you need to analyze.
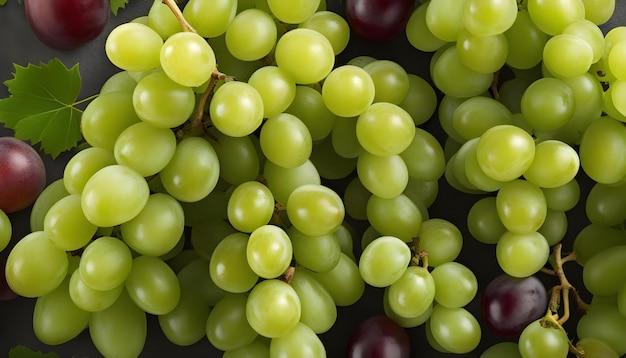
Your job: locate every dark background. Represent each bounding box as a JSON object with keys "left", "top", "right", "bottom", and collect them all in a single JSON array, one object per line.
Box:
[{"left": 0, "top": 0, "right": 625, "bottom": 357}]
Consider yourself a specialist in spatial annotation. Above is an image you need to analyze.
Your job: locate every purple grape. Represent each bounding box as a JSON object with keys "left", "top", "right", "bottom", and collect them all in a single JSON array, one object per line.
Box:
[
  {"left": 481, "top": 273, "right": 548, "bottom": 338},
  {"left": 345, "top": 0, "right": 416, "bottom": 41},
  {"left": 347, "top": 315, "right": 410, "bottom": 358}
]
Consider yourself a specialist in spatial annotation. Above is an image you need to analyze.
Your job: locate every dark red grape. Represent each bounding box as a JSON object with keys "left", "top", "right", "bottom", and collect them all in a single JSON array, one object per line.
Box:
[
  {"left": 0, "top": 258, "right": 18, "bottom": 301},
  {"left": 0, "top": 137, "right": 46, "bottom": 213},
  {"left": 481, "top": 273, "right": 548, "bottom": 338},
  {"left": 24, "top": 0, "right": 110, "bottom": 50},
  {"left": 347, "top": 315, "right": 410, "bottom": 358},
  {"left": 345, "top": 0, "right": 416, "bottom": 41}
]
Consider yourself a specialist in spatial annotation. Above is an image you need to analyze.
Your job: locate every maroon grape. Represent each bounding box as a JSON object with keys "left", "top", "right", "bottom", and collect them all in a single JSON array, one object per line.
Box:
[
  {"left": 0, "top": 137, "right": 46, "bottom": 213},
  {"left": 24, "top": 0, "right": 110, "bottom": 50},
  {"left": 347, "top": 315, "right": 410, "bottom": 358},
  {"left": 345, "top": 0, "right": 416, "bottom": 41},
  {"left": 481, "top": 273, "right": 548, "bottom": 338}
]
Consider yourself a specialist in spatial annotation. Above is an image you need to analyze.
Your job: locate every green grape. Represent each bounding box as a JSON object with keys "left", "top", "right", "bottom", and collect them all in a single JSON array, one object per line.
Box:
[
  {"left": 331, "top": 116, "right": 364, "bottom": 158},
  {"left": 79, "top": 236, "right": 132, "bottom": 291},
  {"left": 248, "top": 66, "right": 296, "bottom": 119},
  {"left": 44, "top": 194, "right": 97, "bottom": 251},
  {"left": 586, "top": 181, "right": 626, "bottom": 227},
  {"left": 582, "top": 0, "right": 615, "bottom": 24},
  {"left": 356, "top": 102, "right": 415, "bottom": 157},
  {"left": 223, "top": 337, "right": 270, "bottom": 358},
  {"left": 357, "top": 153, "right": 409, "bottom": 199},
  {"left": 404, "top": 178, "right": 438, "bottom": 209},
  {"left": 498, "top": 77, "right": 531, "bottom": 113},
  {"left": 309, "top": 253, "right": 364, "bottom": 306},
  {"left": 206, "top": 293, "right": 257, "bottom": 351},
  {"left": 68, "top": 268, "right": 124, "bottom": 312},
  {"left": 183, "top": 0, "right": 237, "bottom": 38},
  {"left": 160, "top": 31, "right": 216, "bottom": 87},
  {"left": 63, "top": 148, "right": 117, "bottom": 195},
  {"left": 309, "top": 136, "right": 357, "bottom": 180},
  {"left": 288, "top": 226, "right": 341, "bottom": 273},
  {"left": 575, "top": 337, "right": 620, "bottom": 358},
  {"left": 299, "top": 10, "right": 349, "bottom": 55},
  {"left": 246, "top": 225, "right": 292, "bottom": 279},
  {"left": 177, "top": 258, "right": 227, "bottom": 306},
  {"left": 210, "top": 232, "right": 259, "bottom": 293},
  {"left": 206, "top": 35, "right": 264, "bottom": 81},
  {"left": 100, "top": 70, "right": 137, "bottom": 94},
  {"left": 456, "top": 30, "right": 508, "bottom": 74},
  {"left": 563, "top": 19, "right": 605, "bottom": 63},
  {"left": 159, "top": 289, "right": 211, "bottom": 346},
  {"left": 132, "top": 70, "right": 196, "bottom": 129},
  {"left": 431, "top": 262, "right": 477, "bottom": 308},
  {"left": 246, "top": 279, "right": 301, "bottom": 338},
  {"left": 160, "top": 136, "right": 220, "bottom": 202},
  {"left": 496, "top": 231, "right": 550, "bottom": 277},
  {"left": 425, "top": 0, "right": 466, "bottom": 41},
  {"left": 604, "top": 86, "right": 626, "bottom": 122},
  {"left": 537, "top": 209, "right": 567, "bottom": 246},
  {"left": 166, "top": 249, "right": 201, "bottom": 274},
  {"left": 347, "top": 55, "right": 377, "bottom": 68},
  {"left": 542, "top": 178, "right": 580, "bottom": 211},
  {"left": 89, "top": 290, "right": 147, "bottom": 358},
  {"left": 619, "top": 284, "right": 626, "bottom": 318},
  {"left": 543, "top": 33, "right": 594, "bottom": 78},
  {"left": 206, "top": 130, "right": 260, "bottom": 187},
  {"left": 467, "top": 197, "right": 506, "bottom": 244},
  {"left": 405, "top": 1, "right": 448, "bottom": 53},
  {"left": 417, "top": 218, "right": 463, "bottom": 267},
  {"left": 462, "top": 0, "right": 517, "bottom": 36},
  {"left": 583, "top": 246, "right": 626, "bottom": 296},
  {"left": 286, "top": 184, "right": 344, "bottom": 237},
  {"left": 577, "top": 304, "right": 626, "bottom": 356},
  {"left": 321, "top": 65, "right": 375, "bottom": 118},
  {"left": 362, "top": 60, "right": 410, "bottom": 105},
  {"left": 260, "top": 113, "right": 313, "bottom": 169},
  {"left": 521, "top": 77, "right": 575, "bottom": 131},
  {"left": 274, "top": 28, "right": 335, "bottom": 84},
  {"left": 453, "top": 96, "right": 513, "bottom": 141},
  {"left": 0, "top": 208, "right": 10, "bottom": 252},
  {"left": 227, "top": 181, "right": 274, "bottom": 233},
  {"left": 463, "top": 138, "right": 507, "bottom": 192},
  {"left": 30, "top": 178, "right": 69, "bottom": 232},
  {"left": 269, "top": 322, "right": 326, "bottom": 357},
  {"left": 190, "top": 219, "right": 236, "bottom": 260},
  {"left": 496, "top": 179, "right": 547, "bottom": 234},
  {"left": 383, "top": 287, "right": 433, "bottom": 328},
  {"left": 444, "top": 154, "right": 482, "bottom": 195},
  {"left": 519, "top": 319, "right": 569, "bottom": 358},
  {"left": 290, "top": 268, "right": 337, "bottom": 334},
  {"left": 336, "top": 223, "right": 357, "bottom": 262},
  {"left": 105, "top": 22, "right": 163, "bottom": 72},
  {"left": 81, "top": 90, "right": 141, "bottom": 151},
  {"left": 526, "top": 0, "right": 585, "bottom": 36},
  {"left": 267, "top": 0, "right": 320, "bottom": 24},
  {"left": 425, "top": 320, "right": 451, "bottom": 353},
  {"left": 429, "top": 305, "right": 481, "bottom": 354},
  {"left": 225, "top": 8, "right": 277, "bottom": 61},
  {"left": 579, "top": 116, "right": 626, "bottom": 184},
  {"left": 504, "top": 9, "right": 549, "bottom": 69},
  {"left": 33, "top": 277, "right": 90, "bottom": 345},
  {"left": 125, "top": 256, "right": 180, "bottom": 315},
  {"left": 5, "top": 231, "right": 68, "bottom": 297},
  {"left": 114, "top": 121, "right": 176, "bottom": 177},
  {"left": 81, "top": 165, "right": 149, "bottom": 227},
  {"left": 573, "top": 224, "right": 626, "bottom": 265},
  {"left": 359, "top": 236, "right": 411, "bottom": 288},
  {"left": 431, "top": 46, "right": 493, "bottom": 98},
  {"left": 343, "top": 177, "right": 370, "bottom": 221},
  {"left": 147, "top": 0, "right": 182, "bottom": 39},
  {"left": 286, "top": 85, "right": 337, "bottom": 141},
  {"left": 262, "top": 159, "right": 320, "bottom": 205},
  {"left": 366, "top": 194, "right": 422, "bottom": 242},
  {"left": 480, "top": 342, "right": 522, "bottom": 358},
  {"left": 361, "top": 226, "right": 381, "bottom": 252},
  {"left": 398, "top": 74, "right": 437, "bottom": 126},
  {"left": 387, "top": 265, "right": 435, "bottom": 318},
  {"left": 159, "top": 234, "right": 185, "bottom": 262},
  {"left": 438, "top": 95, "right": 473, "bottom": 144},
  {"left": 476, "top": 124, "right": 536, "bottom": 182},
  {"left": 210, "top": 81, "right": 265, "bottom": 137}
]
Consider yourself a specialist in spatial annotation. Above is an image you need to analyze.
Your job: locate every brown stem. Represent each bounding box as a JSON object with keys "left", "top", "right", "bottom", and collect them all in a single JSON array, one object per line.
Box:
[
  {"left": 190, "top": 69, "right": 227, "bottom": 131},
  {"left": 280, "top": 266, "right": 296, "bottom": 284},
  {"left": 270, "top": 203, "right": 288, "bottom": 229},
  {"left": 162, "top": 0, "right": 197, "bottom": 33},
  {"left": 491, "top": 70, "right": 500, "bottom": 101}
]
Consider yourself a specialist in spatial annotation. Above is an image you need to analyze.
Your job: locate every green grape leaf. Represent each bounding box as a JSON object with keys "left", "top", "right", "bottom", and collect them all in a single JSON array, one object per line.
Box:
[
  {"left": 110, "top": 0, "right": 129, "bottom": 15},
  {"left": 8, "top": 345, "right": 60, "bottom": 358},
  {"left": 0, "top": 58, "right": 83, "bottom": 158}
]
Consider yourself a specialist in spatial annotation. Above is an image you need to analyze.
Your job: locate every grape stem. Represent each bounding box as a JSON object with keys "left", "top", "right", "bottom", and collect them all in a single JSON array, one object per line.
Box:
[
  {"left": 161, "top": 0, "right": 196, "bottom": 33},
  {"left": 189, "top": 69, "right": 227, "bottom": 133},
  {"left": 490, "top": 70, "right": 500, "bottom": 102}
]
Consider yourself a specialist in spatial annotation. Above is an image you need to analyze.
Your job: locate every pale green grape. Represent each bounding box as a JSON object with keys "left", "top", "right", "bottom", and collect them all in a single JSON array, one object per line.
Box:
[
  {"left": 206, "top": 293, "right": 257, "bottom": 351},
  {"left": 387, "top": 265, "right": 435, "bottom": 318},
  {"left": 263, "top": 159, "right": 320, "bottom": 205},
  {"left": 81, "top": 165, "right": 149, "bottom": 227},
  {"left": 80, "top": 236, "right": 132, "bottom": 291},
  {"left": 361, "top": 226, "right": 381, "bottom": 252},
  {"left": 357, "top": 153, "right": 408, "bottom": 199},
  {"left": 286, "top": 184, "right": 344, "bottom": 237},
  {"left": 331, "top": 116, "right": 364, "bottom": 158},
  {"left": 205, "top": 130, "right": 260, "bottom": 186},
  {"left": 417, "top": 218, "right": 463, "bottom": 267},
  {"left": 456, "top": 30, "right": 508, "bottom": 74},
  {"left": 425, "top": 320, "right": 450, "bottom": 353},
  {"left": 183, "top": 0, "right": 237, "bottom": 38},
  {"left": 432, "top": 46, "right": 493, "bottom": 98},
  {"left": 30, "top": 178, "right": 69, "bottom": 232},
  {"left": 288, "top": 226, "right": 341, "bottom": 273},
  {"left": 405, "top": 1, "right": 448, "bottom": 52},
  {"left": 246, "top": 225, "right": 292, "bottom": 279},
  {"left": 248, "top": 66, "right": 296, "bottom": 119},
  {"left": 225, "top": 9, "right": 277, "bottom": 61},
  {"left": 210, "top": 81, "right": 264, "bottom": 137},
  {"left": 519, "top": 319, "right": 569, "bottom": 358},
  {"left": 359, "top": 236, "right": 411, "bottom": 288},
  {"left": 356, "top": 102, "right": 415, "bottom": 157},
  {"left": 160, "top": 32, "right": 216, "bottom": 87},
  {"left": 367, "top": 194, "right": 422, "bottom": 243},
  {"left": 496, "top": 231, "right": 550, "bottom": 277},
  {"left": 496, "top": 179, "right": 547, "bottom": 233},
  {"left": 582, "top": 0, "right": 615, "bottom": 25},
  {"left": 336, "top": 223, "right": 356, "bottom": 262},
  {"left": 543, "top": 34, "right": 593, "bottom": 78},
  {"left": 462, "top": 0, "right": 517, "bottom": 36},
  {"left": 426, "top": 0, "right": 467, "bottom": 41},
  {"left": 190, "top": 219, "right": 235, "bottom": 260},
  {"left": 286, "top": 85, "right": 338, "bottom": 141},
  {"left": 383, "top": 287, "right": 433, "bottom": 328},
  {"left": 125, "top": 255, "right": 180, "bottom": 315},
  {"left": 573, "top": 224, "right": 626, "bottom": 265},
  {"left": 347, "top": 55, "right": 377, "bottom": 68},
  {"left": 452, "top": 96, "right": 513, "bottom": 141},
  {"left": 463, "top": 138, "right": 507, "bottom": 192},
  {"left": 363, "top": 60, "right": 410, "bottom": 105},
  {"left": 89, "top": 290, "right": 147, "bottom": 358},
  {"left": 147, "top": 0, "right": 182, "bottom": 39},
  {"left": 527, "top": 0, "right": 585, "bottom": 36},
  {"left": 521, "top": 77, "right": 575, "bottom": 131},
  {"left": 114, "top": 121, "right": 177, "bottom": 177},
  {"left": 267, "top": 0, "right": 320, "bottom": 24},
  {"left": 309, "top": 136, "right": 357, "bottom": 180},
  {"left": 223, "top": 337, "right": 270, "bottom": 358},
  {"left": 537, "top": 209, "right": 567, "bottom": 246},
  {"left": 269, "top": 322, "right": 326, "bottom": 358},
  {"left": 177, "top": 258, "right": 227, "bottom": 306},
  {"left": 542, "top": 178, "right": 580, "bottom": 211},
  {"left": 429, "top": 305, "right": 481, "bottom": 354},
  {"left": 583, "top": 246, "right": 626, "bottom": 296},
  {"left": 404, "top": 177, "right": 439, "bottom": 208},
  {"left": 210, "top": 233, "right": 259, "bottom": 293},
  {"left": 504, "top": 9, "right": 549, "bottom": 69},
  {"left": 44, "top": 194, "right": 97, "bottom": 251},
  {"left": 246, "top": 279, "right": 301, "bottom": 338},
  {"left": 227, "top": 181, "right": 274, "bottom": 233},
  {"left": 33, "top": 277, "right": 90, "bottom": 345},
  {"left": 605, "top": 85, "right": 626, "bottom": 121},
  {"left": 343, "top": 177, "right": 370, "bottom": 221},
  {"left": 132, "top": 70, "right": 196, "bottom": 128},
  {"left": 576, "top": 337, "right": 620, "bottom": 358},
  {"left": 498, "top": 78, "right": 531, "bottom": 113},
  {"left": 158, "top": 289, "right": 211, "bottom": 346},
  {"left": 105, "top": 22, "right": 163, "bottom": 72},
  {"left": 431, "top": 262, "right": 477, "bottom": 308},
  {"left": 0, "top": 209, "right": 9, "bottom": 252},
  {"left": 309, "top": 253, "right": 364, "bottom": 306},
  {"left": 160, "top": 136, "right": 220, "bottom": 202},
  {"left": 274, "top": 28, "right": 335, "bottom": 84},
  {"left": 577, "top": 304, "right": 626, "bottom": 356},
  {"left": 476, "top": 124, "right": 535, "bottom": 182},
  {"left": 260, "top": 113, "right": 312, "bottom": 169},
  {"left": 68, "top": 268, "right": 124, "bottom": 312},
  {"left": 399, "top": 74, "right": 437, "bottom": 126},
  {"left": 524, "top": 140, "right": 579, "bottom": 188},
  {"left": 299, "top": 11, "right": 349, "bottom": 55},
  {"left": 81, "top": 90, "right": 141, "bottom": 151},
  {"left": 480, "top": 342, "right": 522, "bottom": 358},
  {"left": 206, "top": 34, "right": 264, "bottom": 81},
  {"left": 321, "top": 65, "right": 375, "bottom": 118},
  {"left": 563, "top": 19, "right": 605, "bottom": 63},
  {"left": 438, "top": 95, "right": 472, "bottom": 143},
  {"left": 100, "top": 70, "right": 137, "bottom": 94},
  {"left": 289, "top": 268, "right": 337, "bottom": 334},
  {"left": 63, "top": 147, "right": 116, "bottom": 195},
  {"left": 579, "top": 116, "right": 626, "bottom": 184}
]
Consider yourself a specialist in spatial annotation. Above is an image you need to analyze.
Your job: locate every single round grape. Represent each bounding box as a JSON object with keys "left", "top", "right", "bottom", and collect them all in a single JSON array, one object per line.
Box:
[
  {"left": 431, "top": 262, "right": 478, "bottom": 308},
  {"left": 289, "top": 268, "right": 337, "bottom": 334},
  {"left": 246, "top": 225, "right": 293, "bottom": 279},
  {"left": 274, "top": 28, "right": 335, "bottom": 85},
  {"left": 246, "top": 279, "right": 301, "bottom": 338},
  {"left": 496, "top": 231, "right": 550, "bottom": 278},
  {"left": 114, "top": 121, "right": 177, "bottom": 177},
  {"left": 366, "top": 194, "right": 422, "bottom": 243},
  {"left": 105, "top": 22, "right": 163, "bottom": 72},
  {"left": 467, "top": 196, "right": 507, "bottom": 245},
  {"left": 362, "top": 59, "right": 410, "bottom": 105},
  {"left": 526, "top": 0, "right": 585, "bottom": 36},
  {"left": 267, "top": 0, "right": 320, "bottom": 24},
  {"left": 286, "top": 184, "right": 345, "bottom": 237},
  {"left": 182, "top": 0, "right": 237, "bottom": 38},
  {"left": 583, "top": 245, "right": 626, "bottom": 296},
  {"left": 44, "top": 194, "right": 97, "bottom": 251},
  {"left": 209, "top": 232, "right": 259, "bottom": 294},
  {"left": 160, "top": 31, "right": 216, "bottom": 88},
  {"left": 322, "top": 65, "right": 375, "bottom": 118},
  {"left": 417, "top": 218, "right": 463, "bottom": 266},
  {"left": 387, "top": 265, "right": 435, "bottom": 319},
  {"left": 462, "top": 0, "right": 518, "bottom": 36},
  {"left": 227, "top": 181, "right": 274, "bottom": 233},
  {"left": 79, "top": 236, "right": 133, "bottom": 291},
  {"left": 429, "top": 305, "right": 481, "bottom": 354},
  {"left": 247, "top": 66, "right": 296, "bottom": 119},
  {"left": 260, "top": 113, "right": 312, "bottom": 169},
  {"left": 496, "top": 179, "right": 547, "bottom": 234},
  {"left": 209, "top": 81, "right": 265, "bottom": 137},
  {"left": 269, "top": 322, "right": 327, "bottom": 357},
  {"left": 579, "top": 116, "right": 626, "bottom": 184},
  {"left": 476, "top": 124, "right": 536, "bottom": 182},
  {"left": 225, "top": 9, "right": 277, "bottom": 61},
  {"left": 519, "top": 319, "right": 569, "bottom": 358},
  {"left": 356, "top": 102, "right": 415, "bottom": 157},
  {"left": 206, "top": 293, "right": 257, "bottom": 351},
  {"left": 357, "top": 153, "right": 409, "bottom": 199},
  {"left": 359, "top": 236, "right": 411, "bottom": 288},
  {"left": 288, "top": 226, "right": 341, "bottom": 273}
]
